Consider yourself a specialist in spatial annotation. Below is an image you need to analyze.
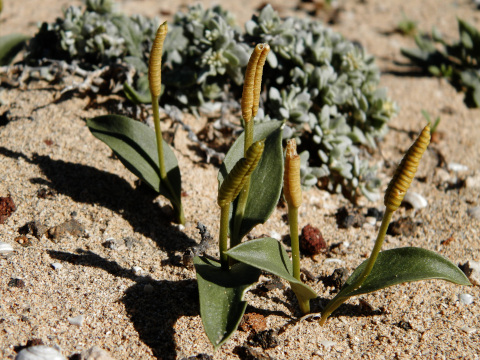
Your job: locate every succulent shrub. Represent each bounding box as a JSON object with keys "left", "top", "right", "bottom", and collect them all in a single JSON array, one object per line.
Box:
[
  {"left": 402, "top": 18, "right": 480, "bottom": 108},
  {"left": 21, "top": 1, "right": 397, "bottom": 202}
]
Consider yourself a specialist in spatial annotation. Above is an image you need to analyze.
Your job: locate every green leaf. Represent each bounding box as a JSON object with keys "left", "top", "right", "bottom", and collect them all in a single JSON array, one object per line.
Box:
[
  {"left": 194, "top": 256, "right": 261, "bottom": 350},
  {"left": 86, "top": 115, "right": 181, "bottom": 202},
  {"left": 321, "top": 247, "right": 471, "bottom": 322},
  {"left": 218, "top": 121, "right": 284, "bottom": 240},
  {"left": 344, "top": 247, "right": 471, "bottom": 297},
  {"left": 0, "top": 34, "right": 29, "bottom": 66},
  {"left": 123, "top": 81, "right": 152, "bottom": 104},
  {"left": 226, "top": 237, "right": 317, "bottom": 305}
]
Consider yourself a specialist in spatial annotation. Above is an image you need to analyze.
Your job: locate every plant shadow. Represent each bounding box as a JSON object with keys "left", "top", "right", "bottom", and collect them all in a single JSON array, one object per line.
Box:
[
  {"left": 0, "top": 146, "right": 195, "bottom": 253},
  {"left": 48, "top": 249, "right": 199, "bottom": 359}
]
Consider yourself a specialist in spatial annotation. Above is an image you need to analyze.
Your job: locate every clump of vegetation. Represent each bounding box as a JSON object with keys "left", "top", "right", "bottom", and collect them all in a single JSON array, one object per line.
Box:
[
  {"left": 396, "top": 12, "right": 418, "bottom": 36},
  {"left": 21, "top": 0, "right": 398, "bottom": 202},
  {"left": 402, "top": 18, "right": 480, "bottom": 107}
]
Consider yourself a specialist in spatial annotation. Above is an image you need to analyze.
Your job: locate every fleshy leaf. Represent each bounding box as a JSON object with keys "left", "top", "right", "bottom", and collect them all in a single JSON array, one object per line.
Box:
[
  {"left": 194, "top": 256, "right": 261, "bottom": 350},
  {"left": 321, "top": 247, "right": 471, "bottom": 321},
  {"left": 123, "top": 81, "right": 152, "bottom": 104},
  {"left": 86, "top": 115, "right": 181, "bottom": 202},
  {"left": 0, "top": 34, "right": 29, "bottom": 66},
  {"left": 218, "top": 121, "right": 284, "bottom": 241},
  {"left": 226, "top": 237, "right": 317, "bottom": 304}
]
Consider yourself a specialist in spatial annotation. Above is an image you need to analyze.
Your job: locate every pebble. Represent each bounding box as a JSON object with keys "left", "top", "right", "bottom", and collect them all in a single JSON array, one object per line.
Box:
[
  {"left": 403, "top": 191, "right": 428, "bottom": 210},
  {"left": 319, "top": 340, "right": 336, "bottom": 348},
  {"left": 15, "top": 346, "right": 67, "bottom": 360},
  {"left": 68, "top": 315, "right": 85, "bottom": 327},
  {"left": 270, "top": 231, "right": 281, "bottom": 241},
  {"left": 460, "top": 326, "right": 477, "bottom": 334},
  {"left": 324, "top": 258, "right": 344, "bottom": 264},
  {"left": 80, "top": 346, "right": 116, "bottom": 360},
  {"left": 132, "top": 266, "right": 143, "bottom": 276},
  {"left": 459, "top": 293, "right": 474, "bottom": 305},
  {"left": 365, "top": 216, "right": 377, "bottom": 226},
  {"left": 51, "top": 263, "right": 63, "bottom": 270},
  {"left": 464, "top": 261, "right": 480, "bottom": 286},
  {"left": 465, "top": 173, "right": 480, "bottom": 189},
  {"left": 447, "top": 162, "right": 468, "bottom": 172},
  {"left": 0, "top": 241, "right": 14, "bottom": 255},
  {"left": 467, "top": 206, "right": 480, "bottom": 220}
]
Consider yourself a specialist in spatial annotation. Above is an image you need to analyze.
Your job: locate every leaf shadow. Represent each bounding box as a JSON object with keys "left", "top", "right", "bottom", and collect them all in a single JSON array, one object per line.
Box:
[
  {"left": 0, "top": 146, "right": 195, "bottom": 253},
  {"left": 48, "top": 249, "right": 199, "bottom": 360}
]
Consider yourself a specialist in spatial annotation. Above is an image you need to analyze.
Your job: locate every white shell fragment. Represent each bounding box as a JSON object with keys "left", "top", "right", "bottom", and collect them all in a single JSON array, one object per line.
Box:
[
  {"left": 51, "top": 263, "right": 63, "bottom": 270},
  {"left": 403, "top": 191, "right": 428, "bottom": 210},
  {"left": 15, "top": 346, "right": 67, "bottom": 360},
  {"left": 132, "top": 266, "right": 143, "bottom": 276},
  {"left": 80, "top": 346, "right": 116, "bottom": 360},
  {"left": 0, "top": 241, "right": 14, "bottom": 255},
  {"left": 459, "top": 293, "right": 474, "bottom": 305},
  {"left": 68, "top": 315, "right": 85, "bottom": 327},
  {"left": 447, "top": 162, "right": 468, "bottom": 172}
]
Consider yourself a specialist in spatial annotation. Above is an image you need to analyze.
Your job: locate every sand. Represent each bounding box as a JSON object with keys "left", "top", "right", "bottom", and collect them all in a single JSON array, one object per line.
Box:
[{"left": 1, "top": 0, "right": 479, "bottom": 359}]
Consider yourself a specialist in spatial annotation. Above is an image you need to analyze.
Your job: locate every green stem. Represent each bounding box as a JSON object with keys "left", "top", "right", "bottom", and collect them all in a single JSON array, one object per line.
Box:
[
  {"left": 319, "top": 209, "right": 394, "bottom": 325},
  {"left": 219, "top": 204, "right": 230, "bottom": 270},
  {"left": 231, "top": 119, "right": 254, "bottom": 246},
  {"left": 288, "top": 206, "right": 300, "bottom": 281},
  {"left": 151, "top": 95, "right": 185, "bottom": 225}
]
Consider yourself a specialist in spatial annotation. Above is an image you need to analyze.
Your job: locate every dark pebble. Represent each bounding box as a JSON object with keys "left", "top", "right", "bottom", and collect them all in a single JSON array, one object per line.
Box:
[
  {"left": 8, "top": 278, "right": 25, "bottom": 288},
  {"left": 300, "top": 224, "right": 326, "bottom": 255},
  {"left": 0, "top": 196, "right": 16, "bottom": 224}
]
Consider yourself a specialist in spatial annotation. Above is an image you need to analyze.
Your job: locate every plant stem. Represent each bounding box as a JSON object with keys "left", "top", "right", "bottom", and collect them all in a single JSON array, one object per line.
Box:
[
  {"left": 319, "top": 209, "right": 393, "bottom": 325},
  {"left": 288, "top": 206, "right": 300, "bottom": 280},
  {"left": 151, "top": 95, "right": 185, "bottom": 224},
  {"left": 219, "top": 204, "right": 230, "bottom": 270},
  {"left": 231, "top": 119, "right": 254, "bottom": 246}
]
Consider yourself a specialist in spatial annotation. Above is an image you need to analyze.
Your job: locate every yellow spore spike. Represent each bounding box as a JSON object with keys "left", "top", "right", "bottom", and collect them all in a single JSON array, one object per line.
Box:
[
  {"left": 241, "top": 44, "right": 268, "bottom": 123},
  {"left": 251, "top": 44, "right": 270, "bottom": 119},
  {"left": 384, "top": 124, "right": 431, "bottom": 212},
  {"left": 218, "top": 140, "right": 265, "bottom": 207},
  {"left": 284, "top": 139, "right": 302, "bottom": 209},
  {"left": 148, "top": 21, "right": 168, "bottom": 99}
]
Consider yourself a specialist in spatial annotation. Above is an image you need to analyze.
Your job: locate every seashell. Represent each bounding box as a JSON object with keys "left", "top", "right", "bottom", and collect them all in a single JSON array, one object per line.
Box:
[
  {"left": 403, "top": 191, "right": 428, "bottom": 210},
  {"left": 15, "top": 346, "right": 67, "bottom": 360},
  {"left": 0, "top": 241, "right": 14, "bottom": 256}
]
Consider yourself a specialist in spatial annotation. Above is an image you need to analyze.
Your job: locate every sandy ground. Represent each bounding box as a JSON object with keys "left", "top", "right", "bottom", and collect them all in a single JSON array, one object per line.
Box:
[{"left": 1, "top": 0, "right": 480, "bottom": 359}]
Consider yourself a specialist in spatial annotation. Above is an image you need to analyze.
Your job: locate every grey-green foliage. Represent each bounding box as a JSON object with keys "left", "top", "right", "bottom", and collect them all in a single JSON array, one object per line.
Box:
[
  {"left": 161, "top": 4, "right": 250, "bottom": 108},
  {"left": 401, "top": 18, "right": 480, "bottom": 108},
  {"left": 246, "top": 5, "right": 396, "bottom": 200},
  {"left": 25, "top": 0, "right": 159, "bottom": 70},
  {"left": 23, "top": 1, "right": 396, "bottom": 201}
]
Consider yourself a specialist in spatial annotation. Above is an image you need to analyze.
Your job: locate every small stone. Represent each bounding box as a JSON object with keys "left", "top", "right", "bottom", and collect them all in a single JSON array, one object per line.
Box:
[
  {"left": 8, "top": 278, "right": 25, "bottom": 288},
  {"left": 321, "top": 268, "right": 348, "bottom": 292},
  {"left": 319, "top": 340, "right": 336, "bottom": 348},
  {"left": 15, "top": 235, "right": 32, "bottom": 247},
  {"left": 403, "top": 191, "right": 428, "bottom": 210},
  {"left": 51, "top": 263, "right": 63, "bottom": 270},
  {"left": 239, "top": 313, "right": 267, "bottom": 333},
  {"left": 80, "top": 346, "right": 116, "bottom": 360},
  {"left": 123, "top": 236, "right": 138, "bottom": 249},
  {"left": 396, "top": 320, "right": 413, "bottom": 331},
  {"left": 15, "top": 345, "right": 67, "bottom": 360},
  {"left": 0, "top": 241, "right": 14, "bottom": 256},
  {"left": 366, "top": 207, "right": 384, "bottom": 221},
  {"left": 465, "top": 173, "right": 480, "bottom": 189},
  {"left": 387, "top": 217, "right": 417, "bottom": 237},
  {"left": 247, "top": 329, "right": 278, "bottom": 349},
  {"left": 459, "top": 293, "right": 474, "bottom": 305},
  {"left": 102, "top": 238, "right": 117, "bottom": 250},
  {"left": 467, "top": 206, "right": 480, "bottom": 220},
  {"left": 448, "top": 162, "right": 468, "bottom": 172},
  {"left": 132, "top": 266, "right": 143, "bottom": 276},
  {"left": 459, "top": 261, "right": 480, "bottom": 286},
  {"left": 47, "top": 219, "right": 85, "bottom": 243},
  {"left": 365, "top": 216, "right": 377, "bottom": 226},
  {"left": 300, "top": 224, "right": 326, "bottom": 255},
  {"left": 68, "top": 315, "right": 84, "bottom": 327},
  {"left": 143, "top": 284, "right": 154, "bottom": 294},
  {"left": 460, "top": 326, "right": 477, "bottom": 334},
  {"left": 336, "top": 206, "right": 365, "bottom": 228},
  {"left": 270, "top": 231, "right": 281, "bottom": 241},
  {"left": 19, "top": 221, "right": 48, "bottom": 239},
  {"left": 0, "top": 196, "right": 16, "bottom": 224}
]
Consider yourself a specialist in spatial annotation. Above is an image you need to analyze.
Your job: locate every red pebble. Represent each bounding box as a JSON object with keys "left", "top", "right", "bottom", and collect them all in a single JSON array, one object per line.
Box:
[{"left": 300, "top": 224, "right": 326, "bottom": 255}]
